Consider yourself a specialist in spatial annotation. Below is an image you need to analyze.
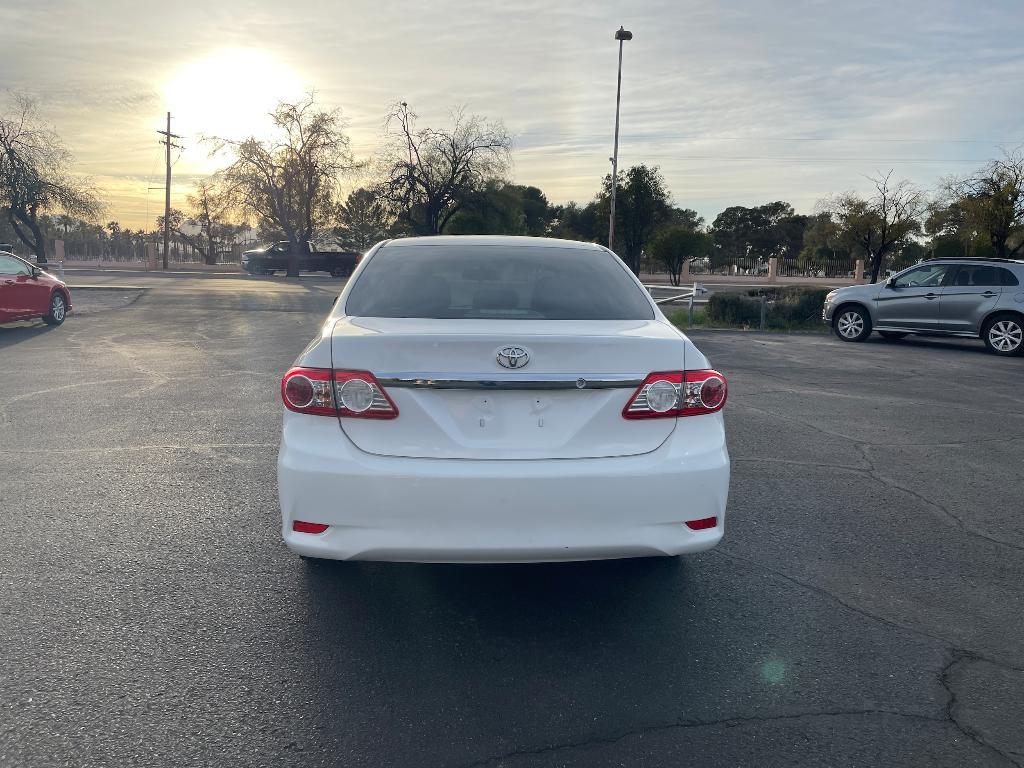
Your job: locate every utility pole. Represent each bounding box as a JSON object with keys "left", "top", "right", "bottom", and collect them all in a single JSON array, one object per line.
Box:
[
  {"left": 608, "top": 26, "right": 632, "bottom": 254},
  {"left": 156, "top": 112, "right": 182, "bottom": 270}
]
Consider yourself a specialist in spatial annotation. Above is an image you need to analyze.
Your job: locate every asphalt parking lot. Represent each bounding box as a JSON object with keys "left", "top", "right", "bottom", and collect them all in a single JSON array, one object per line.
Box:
[{"left": 2, "top": 273, "right": 1023, "bottom": 767}]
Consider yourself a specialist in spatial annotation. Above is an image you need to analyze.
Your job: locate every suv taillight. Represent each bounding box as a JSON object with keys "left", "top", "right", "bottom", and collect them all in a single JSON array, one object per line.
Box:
[
  {"left": 281, "top": 367, "right": 398, "bottom": 419},
  {"left": 622, "top": 370, "right": 727, "bottom": 419}
]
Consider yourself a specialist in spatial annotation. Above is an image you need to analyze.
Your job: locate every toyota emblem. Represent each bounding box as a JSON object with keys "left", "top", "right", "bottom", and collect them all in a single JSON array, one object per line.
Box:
[{"left": 496, "top": 346, "right": 530, "bottom": 369}]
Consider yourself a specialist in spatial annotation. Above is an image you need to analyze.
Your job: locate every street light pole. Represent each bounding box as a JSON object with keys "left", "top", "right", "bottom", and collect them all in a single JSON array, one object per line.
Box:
[{"left": 608, "top": 25, "right": 632, "bottom": 254}]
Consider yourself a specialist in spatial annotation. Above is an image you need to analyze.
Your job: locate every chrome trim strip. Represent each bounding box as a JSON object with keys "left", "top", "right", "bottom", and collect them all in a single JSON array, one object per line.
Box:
[
  {"left": 376, "top": 373, "right": 644, "bottom": 390},
  {"left": 874, "top": 325, "right": 980, "bottom": 337}
]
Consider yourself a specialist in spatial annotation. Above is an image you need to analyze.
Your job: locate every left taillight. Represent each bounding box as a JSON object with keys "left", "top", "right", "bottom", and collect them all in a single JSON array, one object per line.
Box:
[
  {"left": 281, "top": 367, "right": 398, "bottom": 419},
  {"left": 622, "top": 370, "right": 728, "bottom": 419}
]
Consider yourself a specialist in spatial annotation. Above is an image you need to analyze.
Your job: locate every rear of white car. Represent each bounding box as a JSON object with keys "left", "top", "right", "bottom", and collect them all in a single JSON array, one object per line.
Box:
[{"left": 277, "top": 236, "right": 730, "bottom": 562}]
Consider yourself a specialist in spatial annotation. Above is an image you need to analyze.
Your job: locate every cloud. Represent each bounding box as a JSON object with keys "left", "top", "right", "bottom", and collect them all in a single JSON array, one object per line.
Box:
[{"left": 2, "top": 0, "right": 1022, "bottom": 227}]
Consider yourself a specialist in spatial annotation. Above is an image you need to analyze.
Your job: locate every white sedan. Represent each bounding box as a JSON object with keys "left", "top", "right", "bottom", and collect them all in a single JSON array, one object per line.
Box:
[{"left": 277, "top": 236, "right": 730, "bottom": 563}]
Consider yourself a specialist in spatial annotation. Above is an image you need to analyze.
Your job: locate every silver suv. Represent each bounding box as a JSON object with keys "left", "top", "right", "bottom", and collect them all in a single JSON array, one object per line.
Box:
[{"left": 823, "top": 259, "right": 1024, "bottom": 356}]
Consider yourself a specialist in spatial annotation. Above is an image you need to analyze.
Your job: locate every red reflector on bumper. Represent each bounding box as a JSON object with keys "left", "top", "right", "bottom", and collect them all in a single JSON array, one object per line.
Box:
[
  {"left": 685, "top": 517, "right": 718, "bottom": 531},
  {"left": 292, "top": 520, "right": 330, "bottom": 534}
]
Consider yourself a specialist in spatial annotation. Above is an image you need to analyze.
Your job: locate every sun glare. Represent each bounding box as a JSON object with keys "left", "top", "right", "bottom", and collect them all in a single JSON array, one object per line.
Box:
[{"left": 162, "top": 48, "right": 306, "bottom": 154}]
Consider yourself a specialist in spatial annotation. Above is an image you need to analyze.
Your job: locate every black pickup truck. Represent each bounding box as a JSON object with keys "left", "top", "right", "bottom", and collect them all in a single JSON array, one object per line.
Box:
[{"left": 240, "top": 242, "right": 360, "bottom": 277}]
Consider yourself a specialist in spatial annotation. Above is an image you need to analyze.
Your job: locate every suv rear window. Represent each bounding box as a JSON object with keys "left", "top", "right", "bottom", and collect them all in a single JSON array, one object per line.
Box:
[
  {"left": 953, "top": 265, "right": 1020, "bottom": 287},
  {"left": 345, "top": 244, "right": 655, "bottom": 320}
]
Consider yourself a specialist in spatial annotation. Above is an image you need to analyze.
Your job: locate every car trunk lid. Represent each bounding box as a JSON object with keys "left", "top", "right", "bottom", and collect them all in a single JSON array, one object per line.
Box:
[{"left": 331, "top": 318, "right": 685, "bottom": 460}]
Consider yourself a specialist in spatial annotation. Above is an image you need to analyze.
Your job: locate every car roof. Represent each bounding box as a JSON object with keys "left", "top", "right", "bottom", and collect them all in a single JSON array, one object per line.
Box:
[
  {"left": 922, "top": 257, "right": 1024, "bottom": 266},
  {"left": 380, "top": 235, "right": 607, "bottom": 251}
]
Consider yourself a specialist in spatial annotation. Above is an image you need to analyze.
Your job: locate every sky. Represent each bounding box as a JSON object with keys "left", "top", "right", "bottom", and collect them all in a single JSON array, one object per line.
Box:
[{"left": 1, "top": 0, "right": 1023, "bottom": 230}]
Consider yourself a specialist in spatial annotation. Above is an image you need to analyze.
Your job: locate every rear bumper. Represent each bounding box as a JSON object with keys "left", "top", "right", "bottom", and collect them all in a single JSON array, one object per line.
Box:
[{"left": 277, "top": 413, "right": 730, "bottom": 563}]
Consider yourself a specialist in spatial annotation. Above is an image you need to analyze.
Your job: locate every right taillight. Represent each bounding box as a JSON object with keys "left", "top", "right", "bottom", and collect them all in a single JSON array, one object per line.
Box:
[
  {"left": 281, "top": 367, "right": 398, "bottom": 419},
  {"left": 623, "top": 370, "right": 728, "bottom": 419}
]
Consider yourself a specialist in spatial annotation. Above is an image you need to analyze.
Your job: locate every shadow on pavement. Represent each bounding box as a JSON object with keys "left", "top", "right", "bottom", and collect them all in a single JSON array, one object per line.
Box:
[
  {"left": 0, "top": 321, "right": 59, "bottom": 350},
  {"left": 865, "top": 334, "right": 1009, "bottom": 358},
  {"left": 298, "top": 555, "right": 693, "bottom": 644}
]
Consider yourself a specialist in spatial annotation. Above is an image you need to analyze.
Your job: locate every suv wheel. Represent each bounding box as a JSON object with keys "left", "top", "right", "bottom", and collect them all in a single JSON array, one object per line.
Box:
[
  {"left": 834, "top": 306, "right": 871, "bottom": 342},
  {"left": 983, "top": 315, "right": 1024, "bottom": 356}
]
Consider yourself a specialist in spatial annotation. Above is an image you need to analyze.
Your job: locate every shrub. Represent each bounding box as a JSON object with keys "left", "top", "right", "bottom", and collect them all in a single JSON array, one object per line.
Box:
[
  {"left": 706, "top": 292, "right": 762, "bottom": 325},
  {"left": 744, "top": 287, "right": 830, "bottom": 326}
]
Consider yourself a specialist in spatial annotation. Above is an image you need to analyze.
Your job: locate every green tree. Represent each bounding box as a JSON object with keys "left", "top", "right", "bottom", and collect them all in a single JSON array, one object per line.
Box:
[
  {"left": 942, "top": 150, "right": 1024, "bottom": 259},
  {"left": 667, "top": 207, "right": 704, "bottom": 231},
  {"left": 649, "top": 227, "right": 712, "bottom": 286},
  {"left": 335, "top": 187, "right": 395, "bottom": 250},
  {"left": 798, "top": 212, "right": 851, "bottom": 274},
  {"left": 817, "top": 173, "right": 923, "bottom": 283},
  {"left": 710, "top": 202, "right": 801, "bottom": 272},
  {"left": 597, "top": 164, "right": 673, "bottom": 272},
  {"left": 209, "top": 95, "right": 356, "bottom": 276},
  {"left": 446, "top": 182, "right": 552, "bottom": 236},
  {"left": 548, "top": 201, "right": 600, "bottom": 242}
]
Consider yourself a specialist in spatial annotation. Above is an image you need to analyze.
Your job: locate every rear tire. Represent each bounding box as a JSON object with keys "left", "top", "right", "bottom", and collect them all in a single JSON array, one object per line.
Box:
[
  {"left": 982, "top": 314, "right": 1024, "bottom": 356},
  {"left": 833, "top": 306, "right": 871, "bottom": 342},
  {"left": 878, "top": 331, "right": 908, "bottom": 340},
  {"left": 43, "top": 292, "right": 67, "bottom": 326}
]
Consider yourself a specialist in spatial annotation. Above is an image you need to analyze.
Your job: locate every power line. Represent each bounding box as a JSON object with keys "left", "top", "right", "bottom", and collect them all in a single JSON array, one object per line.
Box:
[
  {"left": 666, "top": 136, "right": 1023, "bottom": 144},
  {"left": 635, "top": 154, "right": 994, "bottom": 164}
]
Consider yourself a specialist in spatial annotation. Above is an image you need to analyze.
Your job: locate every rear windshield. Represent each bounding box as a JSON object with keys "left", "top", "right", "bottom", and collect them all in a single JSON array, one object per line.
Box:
[{"left": 344, "top": 244, "right": 655, "bottom": 320}]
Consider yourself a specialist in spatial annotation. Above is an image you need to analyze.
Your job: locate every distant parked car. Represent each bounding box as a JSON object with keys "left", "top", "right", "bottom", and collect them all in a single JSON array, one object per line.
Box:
[
  {"left": 823, "top": 258, "right": 1024, "bottom": 356},
  {"left": 277, "top": 235, "right": 730, "bottom": 564},
  {"left": 0, "top": 252, "right": 71, "bottom": 325},
  {"left": 241, "top": 241, "right": 360, "bottom": 277}
]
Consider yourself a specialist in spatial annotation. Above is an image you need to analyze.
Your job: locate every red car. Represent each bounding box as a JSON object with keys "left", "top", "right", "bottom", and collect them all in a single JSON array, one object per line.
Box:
[{"left": 0, "top": 252, "right": 72, "bottom": 325}]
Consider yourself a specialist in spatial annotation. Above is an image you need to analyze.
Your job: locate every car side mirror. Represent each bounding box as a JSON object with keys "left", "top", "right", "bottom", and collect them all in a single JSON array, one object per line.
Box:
[{"left": 886, "top": 277, "right": 896, "bottom": 288}]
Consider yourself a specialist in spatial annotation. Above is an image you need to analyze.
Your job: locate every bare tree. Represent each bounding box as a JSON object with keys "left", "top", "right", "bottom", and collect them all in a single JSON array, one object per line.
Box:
[
  {"left": 183, "top": 179, "right": 236, "bottom": 264},
  {"left": 379, "top": 102, "right": 512, "bottom": 235},
  {"left": 157, "top": 180, "right": 240, "bottom": 265},
  {"left": 820, "top": 172, "right": 924, "bottom": 283},
  {"left": 0, "top": 95, "right": 102, "bottom": 263},
  {"left": 209, "top": 95, "right": 356, "bottom": 276},
  {"left": 944, "top": 149, "right": 1024, "bottom": 259}
]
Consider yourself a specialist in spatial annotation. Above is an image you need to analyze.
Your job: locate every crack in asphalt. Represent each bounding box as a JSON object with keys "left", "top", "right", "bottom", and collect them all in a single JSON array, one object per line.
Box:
[
  {"left": 855, "top": 443, "right": 1024, "bottom": 554},
  {"left": 939, "top": 651, "right": 1023, "bottom": 767},
  {"left": 710, "top": 550, "right": 1024, "bottom": 767},
  {"left": 736, "top": 401, "right": 1024, "bottom": 553},
  {"left": 712, "top": 548, "right": 954, "bottom": 647},
  {"left": 712, "top": 548, "right": 1024, "bottom": 675},
  {"left": 439, "top": 535, "right": 1024, "bottom": 768},
  {"left": 449, "top": 708, "right": 945, "bottom": 768}
]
